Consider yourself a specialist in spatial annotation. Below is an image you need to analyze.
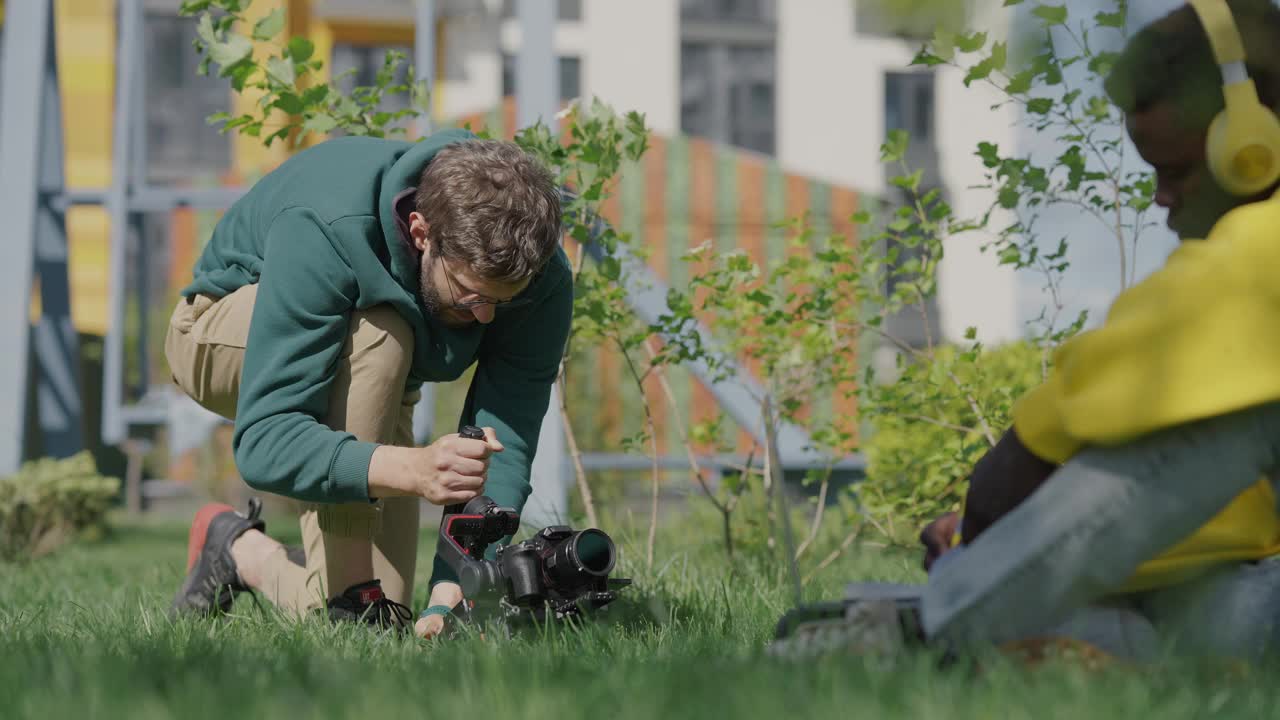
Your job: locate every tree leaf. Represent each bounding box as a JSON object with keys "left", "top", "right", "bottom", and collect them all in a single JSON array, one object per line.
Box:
[
  {"left": 252, "top": 8, "right": 286, "bottom": 41},
  {"left": 225, "top": 58, "right": 256, "bottom": 92},
  {"left": 976, "top": 141, "right": 1001, "bottom": 167},
  {"left": 209, "top": 34, "right": 253, "bottom": 70},
  {"left": 302, "top": 112, "right": 338, "bottom": 134},
  {"left": 1094, "top": 10, "right": 1124, "bottom": 28},
  {"left": 600, "top": 256, "right": 621, "bottom": 281},
  {"left": 180, "top": 0, "right": 214, "bottom": 14},
  {"left": 196, "top": 12, "right": 217, "bottom": 47},
  {"left": 964, "top": 58, "right": 996, "bottom": 87},
  {"left": 989, "top": 42, "right": 1007, "bottom": 73},
  {"left": 1026, "top": 97, "right": 1054, "bottom": 114},
  {"left": 1004, "top": 69, "right": 1034, "bottom": 94},
  {"left": 1032, "top": 4, "right": 1068, "bottom": 27},
  {"left": 911, "top": 48, "right": 947, "bottom": 67},
  {"left": 266, "top": 56, "right": 296, "bottom": 86},
  {"left": 302, "top": 84, "right": 330, "bottom": 106},
  {"left": 1087, "top": 51, "right": 1119, "bottom": 78},
  {"left": 288, "top": 37, "right": 315, "bottom": 63},
  {"left": 955, "top": 31, "right": 987, "bottom": 53},
  {"left": 273, "top": 92, "right": 305, "bottom": 114},
  {"left": 880, "top": 129, "right": 909, "bottom": 163}
]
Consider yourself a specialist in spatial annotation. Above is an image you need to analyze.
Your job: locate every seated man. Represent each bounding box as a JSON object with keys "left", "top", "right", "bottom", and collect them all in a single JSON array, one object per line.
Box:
[
  {"left": 774, "top": 0, "right": 1280, "bottom": 662},
  {"left": 165, "top": 129, "right": 571, "bottom": 638},
  {"left": 914, "top": 0, "right": 1280, "bottom": 660}
]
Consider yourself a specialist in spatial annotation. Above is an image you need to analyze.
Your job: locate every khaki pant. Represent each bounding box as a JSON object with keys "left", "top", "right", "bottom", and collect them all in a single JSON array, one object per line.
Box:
[{"left": 164, "top": 284, "right": 422, "bottom": 615}]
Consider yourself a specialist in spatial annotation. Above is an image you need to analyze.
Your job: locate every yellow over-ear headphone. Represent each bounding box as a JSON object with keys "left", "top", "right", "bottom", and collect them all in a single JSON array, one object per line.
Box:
[{"left": 1189, "top": 0, "right": 1280, "bottom": 195}]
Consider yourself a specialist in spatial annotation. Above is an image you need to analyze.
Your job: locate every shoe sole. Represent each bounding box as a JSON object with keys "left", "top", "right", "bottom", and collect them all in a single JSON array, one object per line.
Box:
[{"left": 186, "top": 503, "right": 235, "bottom": 572}]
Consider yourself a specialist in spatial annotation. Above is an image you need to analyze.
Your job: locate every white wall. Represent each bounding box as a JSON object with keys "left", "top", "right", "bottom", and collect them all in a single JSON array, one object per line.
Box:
[
  {"left": 777, "top": 0, "right": 913, "bottom": 193},
  {"left": 777, "top": 0, "right": 1020, "bottom": 343},
  {"left": 576, "top": 0, "right": 681, "bottom": 135},
  {"left": 932, "top": 57, "right": 1022, "bottom": 344},
  {"left": 438, "top": 15, "right": 504, "bottom": 120}
]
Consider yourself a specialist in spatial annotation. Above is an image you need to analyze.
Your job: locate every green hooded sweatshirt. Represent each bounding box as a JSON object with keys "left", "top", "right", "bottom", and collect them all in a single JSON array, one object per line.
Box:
[{"left": 182, "top": 128, "right": 573, "bottom": 586}]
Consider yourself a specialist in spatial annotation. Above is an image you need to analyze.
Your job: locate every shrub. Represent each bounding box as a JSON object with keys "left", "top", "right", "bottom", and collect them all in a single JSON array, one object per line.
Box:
[
  {"left": 0, "top": 452, "right": 121, "bottom": 561},
  {"left": 857, "top": 341, "right": 1046, "bottom": 540}
]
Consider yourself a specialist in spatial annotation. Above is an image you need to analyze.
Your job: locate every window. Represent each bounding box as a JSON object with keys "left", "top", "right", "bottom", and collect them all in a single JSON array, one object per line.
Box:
[
  {"left": 680, "top": 0, "right": 776, "bottom": 23},
  {"left": 884, "top": 71, "right": 935, "bottom": 144},
  {"left": 330, "top": 43, "right": 414, "bottom": 135},
  {"left": 882, "top": 72, "right": 941, "bottom": 304},
  {"left": 856, "top": 0, "right": 968, "bottom": 41},
  {"left": 502, "top": 54, "right": 583, "bottom": 102},
  {"left": 881, "top": 188, "right": 940, "bottom": 296},
  {"left": 143, "top": 12, "right": 232, "bottom": 183},
  {"left": 680, "top": 0, "right": 777, "bottom": 155},
  {"left": 501, "top": 0, "right": 583, "bottom": 21},
  {"left": 559, "top": 56, "right": 582, "bottom": 101}
]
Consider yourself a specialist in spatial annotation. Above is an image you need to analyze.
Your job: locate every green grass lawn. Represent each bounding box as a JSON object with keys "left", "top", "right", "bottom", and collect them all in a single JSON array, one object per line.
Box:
[{"left": 4, "top": 510, "right": 1280, "bottom": 719}]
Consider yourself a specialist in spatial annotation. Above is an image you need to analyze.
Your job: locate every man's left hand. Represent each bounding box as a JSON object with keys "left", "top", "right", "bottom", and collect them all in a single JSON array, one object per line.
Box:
[{"left": 415, "top": 582, "right": 463, "bottom": 640}]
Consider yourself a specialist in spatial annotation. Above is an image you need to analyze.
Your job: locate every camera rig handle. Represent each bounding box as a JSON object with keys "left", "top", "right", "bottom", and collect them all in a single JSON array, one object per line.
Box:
[{"left": 435, "top": 426, "right": 520, "bottom": 599}]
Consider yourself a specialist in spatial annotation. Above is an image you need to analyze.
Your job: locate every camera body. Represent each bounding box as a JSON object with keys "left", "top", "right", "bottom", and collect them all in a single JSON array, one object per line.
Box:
[{"left": 437, "top": 494, "right": 631, "bottom": 622}]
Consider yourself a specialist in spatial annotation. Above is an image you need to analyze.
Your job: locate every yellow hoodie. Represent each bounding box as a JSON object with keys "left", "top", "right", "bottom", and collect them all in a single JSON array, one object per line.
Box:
[{"left": 1012, "top": 192, "right": 1280, "bottom": 593}]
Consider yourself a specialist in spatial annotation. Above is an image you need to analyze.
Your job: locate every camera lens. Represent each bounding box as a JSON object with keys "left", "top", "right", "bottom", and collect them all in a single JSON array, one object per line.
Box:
[{"left": 545, "top": 529, "right": 616, "bottom": 587}]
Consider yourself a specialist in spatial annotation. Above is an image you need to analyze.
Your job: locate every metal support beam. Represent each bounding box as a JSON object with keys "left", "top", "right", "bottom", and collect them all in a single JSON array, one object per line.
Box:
[
  {"left": 31, "top": 0, "right": 84, "bottom": 460},
  {"left": 0, "top": 2, "right": 44, "bottom": 474},
  {"left": 411, "top": 0, "right": 438, "bottom": 446},
  {"left": 102, "top": 0, "right": 142, "bottom": 445},
  {"left": 53, "top": 185, "right": 250, "bottom": 212},
  {"left": 414, "top": 0, "right": 436, "bottom": 138},
  {"left": 518, "top": 0, "right": 571, "bottom": 524},
  {"left": 130, "top": 214, "right": 149, "bottom": 399},
  {"left": 0, "top": 0, "right": 75, "bottom": 475},
  {"left": 516, "top": 0, "right": 558, "bottom": 131}
]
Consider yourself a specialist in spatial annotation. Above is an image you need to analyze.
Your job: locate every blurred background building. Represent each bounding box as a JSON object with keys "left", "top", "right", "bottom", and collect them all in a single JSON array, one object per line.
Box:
[{"left": 1, "top": 0, "right": 1037, "bottom": 512}]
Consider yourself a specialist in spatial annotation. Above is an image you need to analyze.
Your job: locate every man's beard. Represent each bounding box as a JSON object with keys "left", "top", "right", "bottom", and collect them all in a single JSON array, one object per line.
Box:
[
  {"left": 419, "top": 254, "right": 471, "bottom": 327},
  {"left": 419, "top": 255, "right": 445, "bottom": 316}
]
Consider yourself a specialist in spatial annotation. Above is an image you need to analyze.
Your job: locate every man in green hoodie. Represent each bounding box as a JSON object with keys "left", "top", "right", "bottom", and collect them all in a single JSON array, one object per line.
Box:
[{"left": 165, "top": 128, "right": 572, "bottom": 638}]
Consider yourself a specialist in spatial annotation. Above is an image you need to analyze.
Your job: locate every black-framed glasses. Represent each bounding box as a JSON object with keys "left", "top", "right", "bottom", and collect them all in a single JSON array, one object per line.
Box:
[{"left": 440, "top": 257, "right": 534, "bottom": 310}]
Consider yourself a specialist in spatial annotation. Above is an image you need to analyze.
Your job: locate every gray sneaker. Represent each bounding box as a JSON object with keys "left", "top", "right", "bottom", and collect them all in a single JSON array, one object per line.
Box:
[{"left": 170, "top": 498, "right": 265, "bottom": 617}]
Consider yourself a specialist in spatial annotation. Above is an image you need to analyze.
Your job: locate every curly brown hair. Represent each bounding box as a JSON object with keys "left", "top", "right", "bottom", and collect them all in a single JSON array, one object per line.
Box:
[{"left": 414, "top": 139, "right": 562, "bottom": 284}]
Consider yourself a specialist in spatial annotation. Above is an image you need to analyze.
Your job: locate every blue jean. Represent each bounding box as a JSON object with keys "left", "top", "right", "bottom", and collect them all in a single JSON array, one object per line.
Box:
[{"left": 921, "top": 401, "right": 1280, "bottom": 660}]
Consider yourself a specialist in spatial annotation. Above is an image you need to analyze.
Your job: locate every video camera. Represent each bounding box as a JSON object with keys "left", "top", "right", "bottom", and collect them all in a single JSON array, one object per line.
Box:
[{"left": 437, "top": 426, "right": 631, "bottom": 622}]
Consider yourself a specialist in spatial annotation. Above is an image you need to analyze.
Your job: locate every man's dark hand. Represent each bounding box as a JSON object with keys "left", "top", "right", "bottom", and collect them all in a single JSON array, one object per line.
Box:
[{"left": 920, "top": 511, "right": 960, "bottom": 572}]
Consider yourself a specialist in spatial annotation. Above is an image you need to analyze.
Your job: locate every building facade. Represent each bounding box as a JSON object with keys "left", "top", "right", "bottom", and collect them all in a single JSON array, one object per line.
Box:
[{"left": 2, "top": 0, "right": 1025, "bottom": 488}]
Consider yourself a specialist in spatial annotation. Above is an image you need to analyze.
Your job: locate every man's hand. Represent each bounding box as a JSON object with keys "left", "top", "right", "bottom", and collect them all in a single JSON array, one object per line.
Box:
[
  {"left": 920, "top": 511, "right": 960, "bottom": 572},
  {"left": 367, "top": 428, "right": 504, "bottom": 504},
  {"left": 959, "top": 428, "right": 1058, "bottom": 544},
  {"left": 415, "top": 582, "right": 464, "bottom": 640}
]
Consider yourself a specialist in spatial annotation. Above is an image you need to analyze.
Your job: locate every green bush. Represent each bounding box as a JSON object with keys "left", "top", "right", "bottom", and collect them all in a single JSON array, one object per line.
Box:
[
  {"left": 0, "top": 452, "right": 121, "bottom": 562},
  {"left": 857, "top": 341, "right": 1046, "bottom": 540}
]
